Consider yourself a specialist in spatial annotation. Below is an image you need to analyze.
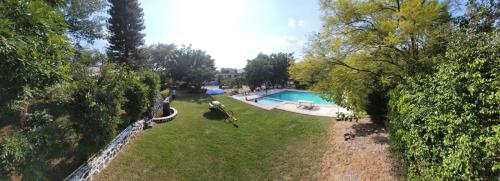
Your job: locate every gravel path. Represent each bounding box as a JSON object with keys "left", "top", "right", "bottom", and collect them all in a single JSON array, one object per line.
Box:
[{"left": 320, "top": 118, "right": 402, "bottom": 181}]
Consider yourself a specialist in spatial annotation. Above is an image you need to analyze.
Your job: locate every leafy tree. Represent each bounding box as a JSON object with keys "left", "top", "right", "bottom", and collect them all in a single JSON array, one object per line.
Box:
[
  {"left": 0, "top": 0, "right": 73, "bottom": 125},
  {"left": 244, "top": 53, "right": 273, "bottom": 90},
  {"left": 142, "top": 43, "right": 177, "bottom": 75},
  {"left": 62, "top": 0, "right": 107, "bottom": 44},
  {"left": 244, "top": 53, "right": 293, "bottom": 90},
  {"left": 388, "top": 30, "right": 499, "bottom": 180},
  {"left": 455, "top": 0, "right": 499, "bottom": 32},
  {"left": 168, "top": 45, "right": 217, "bottom": 90},
  {"left": 73, "top": 48, "right": 106, "bottom": 66},
  {"left": 107, "top": 0, "right": 145, "bottom": 69},
  {"left": 292, "top": 0, "right": 451, "bottom": 122},
  {"left": 269, "top": 53, "right": 294, "bottom": 86}
]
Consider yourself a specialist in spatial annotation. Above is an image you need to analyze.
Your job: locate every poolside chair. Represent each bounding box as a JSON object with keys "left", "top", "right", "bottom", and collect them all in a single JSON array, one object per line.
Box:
[{"left": 297, "top": 100, "right": 315, "bottom": 109}]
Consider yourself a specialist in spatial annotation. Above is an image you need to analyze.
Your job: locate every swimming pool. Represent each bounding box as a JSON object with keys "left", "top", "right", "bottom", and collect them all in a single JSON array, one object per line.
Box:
[
  {"left": 254, "top": 97, "right": 283, "bottom": 106},
  {"left": 263, "top": 90, "right": 333, "bottom": 104}
]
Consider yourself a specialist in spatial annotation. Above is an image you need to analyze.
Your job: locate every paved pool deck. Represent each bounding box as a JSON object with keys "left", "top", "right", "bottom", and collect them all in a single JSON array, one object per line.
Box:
[{"left": 230, "top": 89, "right": 352, "bottom": 117}]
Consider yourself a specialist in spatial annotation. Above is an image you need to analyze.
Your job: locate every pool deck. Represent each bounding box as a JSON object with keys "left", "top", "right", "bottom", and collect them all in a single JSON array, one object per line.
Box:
[{"left": 230, "top": 89, "right": 351, "bottom": 117}]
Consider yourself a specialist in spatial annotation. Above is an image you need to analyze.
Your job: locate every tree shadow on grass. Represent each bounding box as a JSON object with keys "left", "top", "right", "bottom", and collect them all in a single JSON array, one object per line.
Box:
[
  {"left": 203, "top": 111, "right": 227, "bottom": 121},
  {"left": 351, "top": 122, "right": 386, "bottom": 137}
]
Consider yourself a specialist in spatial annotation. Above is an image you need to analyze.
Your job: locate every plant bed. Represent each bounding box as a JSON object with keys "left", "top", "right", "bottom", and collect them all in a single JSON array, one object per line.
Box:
[{"left": 152, "top": 107, "right": 177, "bottom": 123}]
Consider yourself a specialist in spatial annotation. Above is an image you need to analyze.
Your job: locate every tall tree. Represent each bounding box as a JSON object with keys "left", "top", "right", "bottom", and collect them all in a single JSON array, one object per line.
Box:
[
  {"left": 245, "top": 53, "right": 294, "bottom": 90},
  {"left": 290, "top": 0, "right": 451, "bottom": 122},
  {"left": 107, "top": 0, "right": 145, "bottom": 69},
  {"left": 244, "top": 53, "right": 273, "bottom": 90},
  {"left": 174, "top": 46, "right": 216, "bottom": 90},
  {"left": 269, "top": 53, "right": 294, "bottom": 86}
]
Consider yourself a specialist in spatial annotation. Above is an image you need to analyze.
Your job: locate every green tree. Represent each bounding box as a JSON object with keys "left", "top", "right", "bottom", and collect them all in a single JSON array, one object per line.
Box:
[
  {"left": 168, "top": 45, "right": 217, "bottom": 91},
  {"left": 455, "top": 0, "right": 499, "bottom": 32},
  {"left": 389, "top": 30, "right": 499, "bottom": 180},
  {"left": 244, "top": 52, "right": 293, "bottom": 90},
  {"left": 62, "top": 0, "right": 107, "bottom": 44},
  {"left": 142, "top": 43, "right": 177, "bottom": 78},
  {"left": 269, "top": 53, "right": 294, "bottom": 86},
  {"left": 0, "top": 0, "right": 73, "bottom": 125},
  {"left": 244, "top": 53, "right": 273, "bottom": 90},
  {"left": 107, "top": 0, "right": 145, "bottom": 69},
  {"left": 292, "top": 0, "right": 450, "bottom": 122}
]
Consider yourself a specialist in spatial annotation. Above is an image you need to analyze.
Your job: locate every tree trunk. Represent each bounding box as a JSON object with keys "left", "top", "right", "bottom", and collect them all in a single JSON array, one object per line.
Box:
[{"left": 18, "top": 101, "right": 29, "bottom": 127}]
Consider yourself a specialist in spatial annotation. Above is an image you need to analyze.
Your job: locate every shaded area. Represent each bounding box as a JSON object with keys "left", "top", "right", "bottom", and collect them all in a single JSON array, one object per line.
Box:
[
  {"left": 351, "top": 122, "right": 385, "bottom": 137},
  {"left": 202, "top": 111, "right": 227, "bottom": 120}
]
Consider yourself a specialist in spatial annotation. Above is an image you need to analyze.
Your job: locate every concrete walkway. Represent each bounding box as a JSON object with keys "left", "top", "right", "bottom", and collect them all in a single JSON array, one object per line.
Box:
[{"left": 230, "top": 89, "right": 351, "bottom": 117}]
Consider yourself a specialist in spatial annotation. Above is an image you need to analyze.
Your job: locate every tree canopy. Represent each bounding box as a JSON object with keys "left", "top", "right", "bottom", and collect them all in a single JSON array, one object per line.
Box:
[
  {"left": 0, "top": 0, "right": 73, "bottom": 109},
  {"left": 245, "top": 53, "right": 294, "bottom": 90},
  {"left": 143, "top": 44, "right": 217, "bottom": 90}
]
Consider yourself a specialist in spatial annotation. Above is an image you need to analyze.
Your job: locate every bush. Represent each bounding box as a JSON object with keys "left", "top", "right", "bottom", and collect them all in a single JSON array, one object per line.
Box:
[
  {"left": 69, "top": 63, "right": 125, "bottom": 157},
  {"left": 160, "top": 89, "right": 170, "bottom": 99},
  {"left": 0, "top": 110, "right": 65, "bottom": 179},
  {"left": 388, "top": 30, "right": 499, "bottom": 179},
  {"left": 142, "top": 71, "right": 160, "bottom": 104},
  {"left": 123, "top": 80, "right": 148, "bottom": 124}
]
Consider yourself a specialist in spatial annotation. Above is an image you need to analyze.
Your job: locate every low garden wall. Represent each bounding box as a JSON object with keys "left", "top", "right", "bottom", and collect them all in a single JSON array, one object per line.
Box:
[{"left": 65, "top": 93, "right": 177, "bottom": 181}]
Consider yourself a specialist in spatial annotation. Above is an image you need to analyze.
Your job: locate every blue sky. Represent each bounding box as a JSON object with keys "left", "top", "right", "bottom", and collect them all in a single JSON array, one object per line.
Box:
[
  {"left": 91, "top": 0, "right": 468, "bottom": 69},
  {"left": 94, "top": 0, "right": 323, "bottom": 69},
  {"left": 142, "top": 0, "right": 323, "bottom": 69}
]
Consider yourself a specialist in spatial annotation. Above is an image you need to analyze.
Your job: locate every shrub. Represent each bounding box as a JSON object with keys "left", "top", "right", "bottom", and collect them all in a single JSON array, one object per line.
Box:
[
  {"left": 388, "top": 30, "right": 499, "bottom": 179},
  {"left": 160, "top": 89, "right": 170, "bottom": 99},
  {"left": 123, "top": 80, "right": 148, "bottom": 124},
  {"left": 142, "top": 71, "right": 160, "bottom": 104},
  {"left": 69, "top": 63, "right": 125, "bottom": 157},
  {"left": 0, "top": 110, "right": 64, "bottom": 179}
]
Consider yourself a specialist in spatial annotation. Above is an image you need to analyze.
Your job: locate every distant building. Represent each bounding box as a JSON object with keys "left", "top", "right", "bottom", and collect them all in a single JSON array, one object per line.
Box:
[{"left": 215, "top": 68, "right": 242, "bottom": 83}]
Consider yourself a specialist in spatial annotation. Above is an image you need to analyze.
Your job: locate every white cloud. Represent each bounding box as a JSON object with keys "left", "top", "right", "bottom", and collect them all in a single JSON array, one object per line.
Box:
[
  {"left": 288, "top": 18, "right": 296, "bottom": 27},
  {"left": 298, "top": 20, "right": 304, "bottom": 26}
]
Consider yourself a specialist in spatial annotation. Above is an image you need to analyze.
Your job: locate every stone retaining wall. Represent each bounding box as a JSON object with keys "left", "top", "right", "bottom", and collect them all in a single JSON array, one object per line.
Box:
[{"left": 65, "top": 93, "right": 176, "bottom": 181}]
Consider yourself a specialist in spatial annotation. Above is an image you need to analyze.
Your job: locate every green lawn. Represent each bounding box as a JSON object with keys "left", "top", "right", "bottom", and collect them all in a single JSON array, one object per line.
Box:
[{"left": 96, "top": 93, "right": 333, "bottom": 180}]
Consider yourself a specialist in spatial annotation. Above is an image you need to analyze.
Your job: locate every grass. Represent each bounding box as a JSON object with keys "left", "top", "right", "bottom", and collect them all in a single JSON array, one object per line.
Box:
[{"left": 96, "top": 93, "right": 333, "bottom": 180}]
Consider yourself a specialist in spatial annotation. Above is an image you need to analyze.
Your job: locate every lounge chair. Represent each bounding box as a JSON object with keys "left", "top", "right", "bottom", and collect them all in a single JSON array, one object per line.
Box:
[{"left": 297, "top": 100, "right": 315, "bottom": 109}]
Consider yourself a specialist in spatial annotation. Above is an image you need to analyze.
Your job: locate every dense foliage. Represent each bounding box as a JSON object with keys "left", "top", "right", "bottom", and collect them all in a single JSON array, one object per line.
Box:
[
  {"left": 62, "top": 0, "right": 106, "bottom": 44},
  {"left": 123, "top": 77, "right": 148, "bottom": 125},
  {"left": 143, "top": 44, "right": 216, "bottom": 91},
  {"left": 107, "top": 0, "right": 145, "bottom": 69},
  {"left": 0, "top": 0, "right": 72, "bottom": 110},
  {"left": 245, "top": 53, "right": 294, "bottom": 90},
  {"left": 69, "top": 64, "right": 125, "bottom": 157},
  {"left": 291, "top": 0, "right": 499, "bottom": 179},
  {"left": 388, "top": 30, "right": 499, "bottom": 179},
  {"left": 290, "top": 0, "right": 450, "bottom": 122},
  {"left": 0, "top": 111, "right": 65, "bottom": 180}
]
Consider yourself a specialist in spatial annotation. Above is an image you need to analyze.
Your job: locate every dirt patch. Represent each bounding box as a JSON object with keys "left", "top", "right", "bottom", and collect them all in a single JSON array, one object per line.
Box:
[{"left": 320, "top": 118, "right": 402, "bottom": 181}]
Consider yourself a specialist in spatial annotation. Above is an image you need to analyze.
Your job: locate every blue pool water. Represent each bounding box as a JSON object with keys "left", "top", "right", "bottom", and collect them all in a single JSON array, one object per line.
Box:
[
  {"left": 263, "top": 90, "right": 333, "bottom": 104},
  {"left": 254, "top": 97, "right": 283, "bottom": 106}
]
